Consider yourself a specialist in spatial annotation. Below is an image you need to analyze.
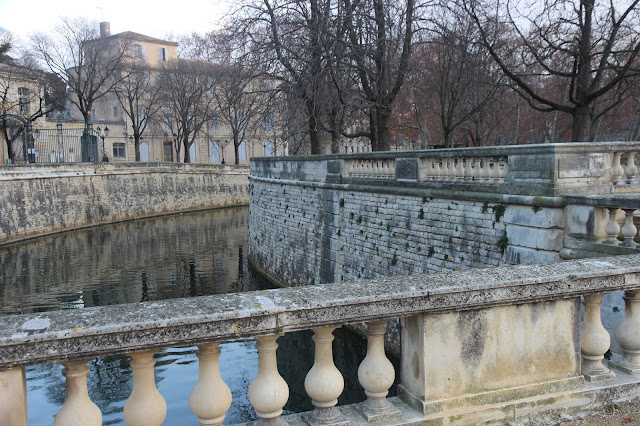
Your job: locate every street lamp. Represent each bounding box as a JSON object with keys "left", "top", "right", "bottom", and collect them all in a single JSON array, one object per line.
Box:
[{"left": 96, "top": 126, "right": 110, "bottom": 162}]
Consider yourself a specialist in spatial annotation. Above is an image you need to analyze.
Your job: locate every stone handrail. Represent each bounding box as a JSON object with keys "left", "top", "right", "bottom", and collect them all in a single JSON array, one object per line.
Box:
[
  {"left": 563, "top": 194, "right": 639, "bottom": 259},
  {"left": 2, "top": 254, "right": 640, "bottom": 425},
  {"left": 251, "top": 142, "right": 640, "bottom": 196}
]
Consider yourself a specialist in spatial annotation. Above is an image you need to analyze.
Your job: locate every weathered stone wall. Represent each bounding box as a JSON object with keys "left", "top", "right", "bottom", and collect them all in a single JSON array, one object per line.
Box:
[
  {"left": 0, "top": 162, "right": 249, "bottom": 245},
  {"left": 249, "top": 178, "right": 566, "bottom": 287}
]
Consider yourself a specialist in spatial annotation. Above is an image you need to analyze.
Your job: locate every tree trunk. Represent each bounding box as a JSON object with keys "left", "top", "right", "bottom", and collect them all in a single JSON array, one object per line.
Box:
[
  {"left": 375, "top": 110, "right": 391, "bottom": 151},
  {"left": 308, "top": 112, "right": 321, "bottom": 155},
  {"left": 134, "top": 139, "right": 141, "bottom": 161},
  {"left": 234, "top": 135, "right": 240, "bottom": 165},
  {"left": 571, "top": 105, "right": 589, "bottom": 142}
]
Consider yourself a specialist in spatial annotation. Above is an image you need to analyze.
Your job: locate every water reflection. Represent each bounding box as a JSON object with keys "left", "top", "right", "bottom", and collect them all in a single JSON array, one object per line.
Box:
[
  {"left": 1, "top": 207, "right": 397, "bottom": 425},
  {"left": 0, "top": 208, "right": 254, "bottom": 315}
]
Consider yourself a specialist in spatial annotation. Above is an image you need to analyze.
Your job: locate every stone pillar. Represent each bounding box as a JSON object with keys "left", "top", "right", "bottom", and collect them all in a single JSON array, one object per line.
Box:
[
  {"left": 399, "top": 300, "right": 582, "bottom": 415},
  {"left": 613, "top": 291, "right": 640, "bottom": 375},
  {"left": 303, "top": 326, "right": 347, "bottom": 425},
  {"left": 124, "top": 350, "right": 167, "bottom": 426},
  {"left": 248, "top": 334, "right": 289, "bottom": 425},
  {"left": 357, "top": 321, "right": 399, "bottom": 422},
  {"left": 54, "top": 360, "right": 102, "bottom": 425},
  {"left": 0, "top": 367, "right": 28, "bottom": 426},
  {"left": 189, "top": 343, "right": 232, "bottom": 425},
  {"left": 581, "top": 294, "right": 615, "bottom": 381}
]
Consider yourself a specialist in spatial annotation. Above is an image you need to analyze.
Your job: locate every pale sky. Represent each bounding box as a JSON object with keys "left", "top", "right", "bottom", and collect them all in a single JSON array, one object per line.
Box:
[{"left": 1, "top": 0, "right": 228, "bottom": 44}]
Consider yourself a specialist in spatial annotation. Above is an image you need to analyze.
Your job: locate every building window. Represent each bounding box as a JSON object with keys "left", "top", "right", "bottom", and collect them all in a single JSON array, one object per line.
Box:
[
  {"left": 209, "top": 112, "right": 219, "bottom": 133},
  {"left": 262, "top": 113, "right": 275, "bottom": 131},
  {"left": 239, "top": 141, "right": 247, "bottom": 161},
  {"left": 113, "top": 106, "right": 118, "bottom": 117},
  {"left": 18, "top": 87, "right": 30, "bottom": 115},
  {"left": 161, "top": 107, "right": 172, "bottom": 132},
  {"left": 158, "top": 47, "right": 167, "bottom": 62},
  {"left": 209, "top": 141, "right": 221, "bottom": 162},
  {"left": 264, "top": 141, "right": 273, "bottom": 157},
  {"left": 112, "top": 143, "right": 126, "bottom": 158},
  {"left": 163, "top": 141, "right": 173, "bottom": 162},
  {"left": 131, "top": 43, "right": 147, "bottom": 59}
]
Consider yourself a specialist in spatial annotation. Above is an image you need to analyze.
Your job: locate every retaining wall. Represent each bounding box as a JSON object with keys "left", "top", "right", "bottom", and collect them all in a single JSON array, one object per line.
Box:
[{"left": 0, "top": 162, "right": 250, "bottom": 245}]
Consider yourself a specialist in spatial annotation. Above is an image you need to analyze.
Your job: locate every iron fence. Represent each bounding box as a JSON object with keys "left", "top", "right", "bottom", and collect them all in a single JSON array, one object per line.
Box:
[{"left": 5, "top": 124, "right": 106, "bottom": 164}]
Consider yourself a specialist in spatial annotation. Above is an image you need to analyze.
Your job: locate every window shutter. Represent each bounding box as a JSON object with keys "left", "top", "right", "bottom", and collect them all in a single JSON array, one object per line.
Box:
[{"left": 141, "top": 45, "right": 147, "bottom": 59}]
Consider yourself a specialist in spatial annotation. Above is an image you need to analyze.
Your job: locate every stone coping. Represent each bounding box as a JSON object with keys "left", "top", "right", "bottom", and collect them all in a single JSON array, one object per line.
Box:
[
  {"left": 0, "top": 162, "right": 250, "bottom": 181},
  {"left": 1, "top": 254, "right": 639, "bottom": 370},
  {"left": 250, "top": 142, "right": 640, "bottom": 163},
  {"left": 249, "top": 175, "right": 567, "bottom": 206},
  {"left": 563, "top": 194, "right": 640, "bottom": 209}
]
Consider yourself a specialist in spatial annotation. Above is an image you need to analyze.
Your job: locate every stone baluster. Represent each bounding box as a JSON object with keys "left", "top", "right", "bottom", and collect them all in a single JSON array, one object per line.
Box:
[
  {"left": 124, "top": 350, "right": 167, "bottom": 426},
  {"left": 249, "top": 334, "right": 289, "bottom": 425},
  {"left": 0, "top": 367, "right": 28, "bottom": 426},
  {"left": 470, "top": 157, "right": 480, "bottom": 181},
  {"left": 430, "top": 158, "right": 440, "bottom": 181},
  {"left": 481, "top": 158, "right": 491, "bottom": 181},
  {"left": 604, "top": 208, "right": 621, "bottom": 244},
  {"left": 389, "top": 161, "right": 396, "bottom": 178},
  {"left": 499, "top": 157, "right": 509, "bottom": 182},
  {"left": 613, "top": 291, "right": 640, "bottom": 375},
  {"left": 484, "top": 158, "right": 494, "bottom": 183},
  {"left": 54, "top": 360, "right": 102, "bottom": 426},
  {"left": 464, "top": 157, "right": 473, "bottom": 182},
  {"left": 612, "top": 152, "right": 625, "bottom": 183},
  {"left": 491, "top": 157, "right": 501, "bottom": 181},
  {"left": 581, "top": 295, "right": 615, "bottom": 381},
  {"left": 620, "top": 209, "right": 638, "bottom": 246},
  {"left": 357, "top": 321, "right": 399, "bottom": 421},
  {"left": 303, "top": 326, "right": 346, "bottom": 425},
  {"left": 625, "top": 152, "right": 638, "bottom": 180},
  {"left": 189, "top": 343, "right": 232, "bottom": 426},
  {"left": 452, "top": 158, "right": 461, "bottom": 181}
]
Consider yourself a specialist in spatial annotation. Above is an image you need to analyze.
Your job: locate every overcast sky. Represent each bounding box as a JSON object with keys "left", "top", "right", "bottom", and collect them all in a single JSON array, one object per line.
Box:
[{"left": 1, "top": 0, "right": 228, "bottom": 43}]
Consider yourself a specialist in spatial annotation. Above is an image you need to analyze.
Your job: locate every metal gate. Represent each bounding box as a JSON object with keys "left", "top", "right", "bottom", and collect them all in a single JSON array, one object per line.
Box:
[
  {"left": 1, "top": 115, "right": 102, "bottom": 164},
  {"left": 0, "top": 113, "right": 30, "bottom": 164}
]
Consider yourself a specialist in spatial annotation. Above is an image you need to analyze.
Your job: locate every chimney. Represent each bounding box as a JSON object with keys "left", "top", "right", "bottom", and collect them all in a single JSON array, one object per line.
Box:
[{"left": 100, "top": 22, "right": 111, "bottom": 38}]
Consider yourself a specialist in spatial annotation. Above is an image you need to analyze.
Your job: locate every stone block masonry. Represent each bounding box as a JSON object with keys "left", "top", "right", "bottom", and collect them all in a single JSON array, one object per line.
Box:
[
  {"left": 249, "top": 179, "right": 524, "bottom": 287},
  {"left": 0, "top": 162, "right": 250, "bottom": 245},
  {"left": 248, "top": 142, "right": 640, "bottom": 287}
]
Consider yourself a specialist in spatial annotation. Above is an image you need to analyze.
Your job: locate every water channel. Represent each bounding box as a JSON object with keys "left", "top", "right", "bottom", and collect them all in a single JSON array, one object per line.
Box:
[{"left": 0, "top": 207, "right": 398, "bottom": 425}]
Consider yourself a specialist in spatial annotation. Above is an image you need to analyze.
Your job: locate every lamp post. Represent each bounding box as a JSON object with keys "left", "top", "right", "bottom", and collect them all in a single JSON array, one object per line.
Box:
[
  {"left": 96, "top": 126, "right": 110, "bottom": 162},
  {"left": 56, "top": 113, "right": 64, "bottom": 162}
]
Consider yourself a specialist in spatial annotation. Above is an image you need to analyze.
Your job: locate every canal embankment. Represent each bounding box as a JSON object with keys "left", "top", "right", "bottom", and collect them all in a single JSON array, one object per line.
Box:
[{"left": 0, "top": 162, "right": 250, "bottom": 245}]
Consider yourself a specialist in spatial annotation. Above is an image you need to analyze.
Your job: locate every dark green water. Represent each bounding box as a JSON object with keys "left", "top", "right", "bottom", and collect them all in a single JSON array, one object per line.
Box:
[{"left": 0, "top": 207, "right": 396, "bottom": 425}]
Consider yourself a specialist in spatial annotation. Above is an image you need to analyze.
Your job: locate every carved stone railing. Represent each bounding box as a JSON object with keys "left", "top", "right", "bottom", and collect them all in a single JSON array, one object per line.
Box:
[
  {"left": 251, "top": 142, "right": 640, "bottom": 196},
  {"left": 2, "top": 254, "right": 640, "bottom": 425},
  {"left": 562, "top": 194, "right": 640, "bottom": 259}
]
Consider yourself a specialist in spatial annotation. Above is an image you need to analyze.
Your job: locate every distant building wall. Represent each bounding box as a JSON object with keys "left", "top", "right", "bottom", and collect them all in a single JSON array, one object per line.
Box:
[{"left": 0, "top": 163, "right": 249, "bottom": 245}]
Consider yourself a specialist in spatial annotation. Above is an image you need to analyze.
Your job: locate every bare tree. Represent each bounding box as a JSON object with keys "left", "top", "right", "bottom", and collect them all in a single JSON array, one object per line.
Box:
[
  {"left": 416, "top": 9, "right": 504, "bottom": 147},
  {"left": 1, "top": 58, "right": 66, "bottom": 161},
  {"left": 159, "top": 59, "right": 216, "bottom": 163},
  {"left": 115, "top": 56, "right": 163, "bottom": 161},
  {"left": 187, "top": 31, "right": 275, "bottom": 164},
  {"left": 464, "top": 0, "right": 640, "bottom": 142},
  {"left": 31, "top": 17, "right": 126, "bottom": 127},
  {"left": 342, "top": 0, "right": 416, "bottom": 151}
]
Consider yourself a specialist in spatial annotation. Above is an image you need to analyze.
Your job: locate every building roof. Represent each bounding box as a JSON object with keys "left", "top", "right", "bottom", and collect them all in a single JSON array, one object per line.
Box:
[{"left": 85, "top": 31, "right": 179, "bottom": 47}]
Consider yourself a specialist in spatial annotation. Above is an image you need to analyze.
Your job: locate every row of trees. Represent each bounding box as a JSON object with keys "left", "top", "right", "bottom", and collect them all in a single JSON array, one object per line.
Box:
[
  {"left": 230, "top": 0, "right": 640, "bottom": 150},
  {"left": 3, "top": 0, "right": 640, "bottom": 159},
  {"left": 2, "top": 19, "right": 282, "bottom": 164}
]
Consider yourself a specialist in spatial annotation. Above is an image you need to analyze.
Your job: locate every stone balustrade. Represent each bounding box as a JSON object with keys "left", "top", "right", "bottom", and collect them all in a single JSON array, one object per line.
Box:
[
  {"left": 2, "top": 254, "right": 640, "bottom": 425},
  {"left": 252, "top": 142, "right": 640, "bottom": 196},
  {"left": 563, "top": 194, "right": 640, "bottom": 259}
]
